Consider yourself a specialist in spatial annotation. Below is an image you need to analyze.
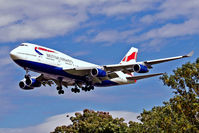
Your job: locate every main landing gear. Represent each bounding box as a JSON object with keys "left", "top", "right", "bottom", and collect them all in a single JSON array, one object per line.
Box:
[
  {"left": 71, "top": 84, "right": 80, "bottom": 93},
  {"left": 57, "top": 86, "right": 64, "bottom": 94},
  {"left": 82, "top": 85, "right": 94, "bottom": 92},
  {"left": 57, "top": 77, "right": 64, "bottom": 95},
  {"left": 70, "top": 84, "right": 95, "bottom": 93}
]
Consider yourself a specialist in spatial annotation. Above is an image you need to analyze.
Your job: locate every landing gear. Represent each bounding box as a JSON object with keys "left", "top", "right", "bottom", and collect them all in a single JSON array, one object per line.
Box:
[
  {"left": 71, "top": 84, "right": 80, "bottom": 93},
  {"left": 82, "top": 85, "right": 94, "bottom": 92},
  {"left": 57, "top": 77, "right": 64, "bottom": 95},
  {"left": 71, "top": 88, "right": 80, "bottom": 93},
  {"left": 57, "top": 87, "right": 64, "bottom": 94}
]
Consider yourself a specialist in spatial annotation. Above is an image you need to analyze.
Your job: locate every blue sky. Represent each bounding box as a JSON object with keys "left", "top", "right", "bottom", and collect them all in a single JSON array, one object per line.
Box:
[{"left": 0, "top": 0, "right": 199, "bottom": 132}]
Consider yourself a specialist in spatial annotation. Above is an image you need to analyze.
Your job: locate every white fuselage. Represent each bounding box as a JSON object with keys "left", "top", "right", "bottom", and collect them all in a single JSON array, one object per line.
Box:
[{"left": 10, "top": 43, "right": 135, "bottom": 87}]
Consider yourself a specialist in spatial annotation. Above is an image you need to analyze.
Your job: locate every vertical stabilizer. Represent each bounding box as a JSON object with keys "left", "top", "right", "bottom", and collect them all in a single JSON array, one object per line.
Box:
[{"left": 120, "top": 47, "right": 138, "bottom": 64}]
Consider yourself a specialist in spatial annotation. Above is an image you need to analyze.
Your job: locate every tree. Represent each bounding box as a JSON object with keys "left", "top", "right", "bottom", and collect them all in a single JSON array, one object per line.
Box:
[
  {"left": 137, "top": 58, "right": 199, "bottom": 132},
  {"left": 161, "top": 58, "right": 199, "bottom": 96},
  {"left": 51, "top": 109, "right": 129, "bottom": 133}
]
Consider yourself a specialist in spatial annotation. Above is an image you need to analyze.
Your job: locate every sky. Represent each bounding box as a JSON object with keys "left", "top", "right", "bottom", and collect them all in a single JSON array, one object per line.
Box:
[{"left": 0, "top": 0, "right": 199, "bottom": 132}]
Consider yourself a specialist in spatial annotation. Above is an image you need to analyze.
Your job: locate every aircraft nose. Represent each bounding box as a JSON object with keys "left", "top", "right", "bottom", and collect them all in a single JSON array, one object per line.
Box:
[{"left": 10, "top": 49, "right": 18, "bottom": 60}]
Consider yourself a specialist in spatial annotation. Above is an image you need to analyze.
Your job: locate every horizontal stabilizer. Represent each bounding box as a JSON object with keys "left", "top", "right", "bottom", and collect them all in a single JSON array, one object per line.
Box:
[{"left": 126, "top": 73, "right": 163, "bottom": 80}]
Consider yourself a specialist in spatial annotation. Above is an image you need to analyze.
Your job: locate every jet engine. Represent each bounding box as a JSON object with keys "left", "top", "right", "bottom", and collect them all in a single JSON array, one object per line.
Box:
[
  {"left": 25, "top": 77, "right": 41, "bottom": 87},
  {"left": 91, "top": 68, "right": 107, "bottom": 77},
  {"left": 133, "top": 64, "right": 149, "bottom": 73},
  {"left": 19, "top": 77, "right": 41, "bottom": 90}
]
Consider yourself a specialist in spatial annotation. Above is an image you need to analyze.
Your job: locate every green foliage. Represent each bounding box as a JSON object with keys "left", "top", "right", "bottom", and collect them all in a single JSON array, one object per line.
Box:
[
  {"left": 160, "top": 58, "right": 199, "bottom": 96},
  {"left": 138, "top": 94, "right": 199, "bottom": 133},
  {"left": 52, "top": 58, "right": 199, "bottom": 133},
  {"left": 138, "top": 58, "right": 199, "bottom": 132},
  {"left": 51, "top": 109, "right": 130, "bottom": 133}
]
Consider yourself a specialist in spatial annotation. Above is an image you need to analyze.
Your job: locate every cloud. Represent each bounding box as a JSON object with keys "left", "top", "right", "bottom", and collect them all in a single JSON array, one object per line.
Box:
[
  {"left": 0, "top": 111, "right": 140, "bottom": 133},
  {"left": 140, "top": 0, "right": 199, "bottom": 23},
  {"left": 71, "top": 51, "right": 90, "bottom": 57},
  {"left": 143, "top": 19, "right": 199, "bottom": 39},
  {"left": 74, "top": 0, "right": 199, "bottom": 49},
  {"left": 90, "top": 0, "right": 160, "bottom": 16},
  {"left": 0, "top": 0, "right": 162, "bottom": 43},
  {"left": 0, "top": 0, "right": 88, "bottom": 42},
  {"left": 1, "top": 0, "right": 199, "bottom": 50},
  {"left": 0, "top": 46, "right": 18, "bottom": 116},
  {"left": 76, "top": 29, "right": 141, "bottom": 45}
]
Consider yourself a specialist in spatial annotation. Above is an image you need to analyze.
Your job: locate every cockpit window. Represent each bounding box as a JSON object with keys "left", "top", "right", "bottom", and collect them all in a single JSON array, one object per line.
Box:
[{"left": 20, "top": 44, "right": 28, "bottom": 46}]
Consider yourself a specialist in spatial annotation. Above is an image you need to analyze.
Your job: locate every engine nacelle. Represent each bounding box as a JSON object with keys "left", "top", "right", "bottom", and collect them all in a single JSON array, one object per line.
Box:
[
  {"left": 133, "top": 64, "right": 149, "bottom": 73},
  {"left": 25, "top": 77, "right": 41, "bottom": 87},
  {"left": 19, "top": 80, "right": 34, "bottom": 90},
  {"left": 91, "top": 68, "right": 107, "bottom": 77},
  {"left": 19, "top": 77, "right": 41, "bottom": 90}
]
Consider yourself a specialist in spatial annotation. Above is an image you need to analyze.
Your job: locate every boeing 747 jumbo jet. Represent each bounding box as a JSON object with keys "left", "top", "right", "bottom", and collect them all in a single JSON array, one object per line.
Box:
[{"left": 10, "top": 43, "right": 193, "bottom": 94}]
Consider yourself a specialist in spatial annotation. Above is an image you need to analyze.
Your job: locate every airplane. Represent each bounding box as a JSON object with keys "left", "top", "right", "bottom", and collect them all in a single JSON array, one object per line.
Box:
[{"left": 10, "top": 43, "right": 193, "bottom": 94}]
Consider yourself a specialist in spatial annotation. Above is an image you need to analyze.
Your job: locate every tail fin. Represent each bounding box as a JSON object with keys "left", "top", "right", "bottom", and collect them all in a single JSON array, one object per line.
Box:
[{"left": 120, "top": 47, "right": 138, "bottom": 64}]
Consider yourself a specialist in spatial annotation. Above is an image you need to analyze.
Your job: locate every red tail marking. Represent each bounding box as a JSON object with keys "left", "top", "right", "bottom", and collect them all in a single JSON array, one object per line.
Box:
[
  {"left": 127, "top": 52, "right": 137, "bottom": 62},
  {"left": 122, "top": 56, "right": 126, "bottom": 62}
]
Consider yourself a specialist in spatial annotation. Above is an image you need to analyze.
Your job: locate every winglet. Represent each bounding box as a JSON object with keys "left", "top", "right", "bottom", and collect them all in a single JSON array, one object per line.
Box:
[{"left": 185, "top": 51, "right": 194, "bottom": 57}]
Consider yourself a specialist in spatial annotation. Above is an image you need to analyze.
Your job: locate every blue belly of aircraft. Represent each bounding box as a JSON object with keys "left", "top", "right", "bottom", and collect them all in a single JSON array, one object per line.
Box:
[{"left": 14, "top": 59, "right": 118, "bottom": 87}]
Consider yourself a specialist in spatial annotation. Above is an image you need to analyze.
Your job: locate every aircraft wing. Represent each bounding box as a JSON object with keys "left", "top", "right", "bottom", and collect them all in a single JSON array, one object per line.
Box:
[
  {"left": 126, "top": 73, "right": 163, "bottom": 80},
  {"left": 104, "top": 51, "right": 193, "bottom": 71},
  {"left": 63, "top": 51, "right": 193, "bottom": 82},
  {"left": 143, "top": 51, "right": 194, "bottom": 66}
]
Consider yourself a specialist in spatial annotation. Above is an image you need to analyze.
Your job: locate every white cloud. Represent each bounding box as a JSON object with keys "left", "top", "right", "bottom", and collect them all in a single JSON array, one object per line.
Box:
[
  {"left": 76, "top": 29, "right": 140, "bottom": 45},
  {"left": 71, "top": 51, "right": 90, "bottom": 57},
  {"left": 0, "top": 46, "right": 13, "bottom": 71},
  {"left": 91, "top": 0, "right": 160, "bottom": 16},
  {"left": 0, "top": 0, "right": 162, "bottom": 43},
  {"left": 75, "top": 0, "right": 199, "bottom": 48},
  {"left": 144, "top": 19, "right": 199, "bottom": 39},
  {"left": 0, "top": 0, "right": 88, "bottom": 42},
  {"left": 141, "top": 0, "right": 199, "bottom": 23},
  {"left": 0, "top": 111, "right": 140, "bottom": 133},
  {"left": 136, "top": 0, "right": 199, "bottom": 48},
  {"left": 0, "top": 0, "right": 198, "bottom": 47}
]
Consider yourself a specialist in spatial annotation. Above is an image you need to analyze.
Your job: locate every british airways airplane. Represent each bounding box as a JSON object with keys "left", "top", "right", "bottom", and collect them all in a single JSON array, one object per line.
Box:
[{"left": 10, "top": 43, "right": 193, "bottom": 94}]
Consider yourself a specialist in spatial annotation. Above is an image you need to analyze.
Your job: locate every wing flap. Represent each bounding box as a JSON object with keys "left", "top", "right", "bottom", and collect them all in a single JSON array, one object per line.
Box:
[{"left": 126, "top": 73, "right": 163, "bottom": 80}]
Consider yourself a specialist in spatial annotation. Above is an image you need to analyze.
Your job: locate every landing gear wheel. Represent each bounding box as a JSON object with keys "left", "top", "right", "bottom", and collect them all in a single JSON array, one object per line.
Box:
[
  {"left": 90, "top": 86, "right": 94, "bottom": 90},
  {"left": 82, "top": 85, "right": 94, "bottom": 92},
  {"left": 58, "top": 89, "right": 64, "bottom": 94},
  {"left": 57, "top": 87, "right": 61, "bottom": 90},
  {"left": 71, "top": 88, "right": 80, "bottom": 93},
  {"left": 57, "top": 77, "right": 64, "bottom": 95}
]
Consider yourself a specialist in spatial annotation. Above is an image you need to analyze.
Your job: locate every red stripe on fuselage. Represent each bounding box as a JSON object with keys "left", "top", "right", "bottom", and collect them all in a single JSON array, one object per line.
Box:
[
  {"left": 38, "top": 47, "right": 54, "bottom": 52},
  {"left": 35, "top": 47, "right": 54, "bottom": 53}
]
